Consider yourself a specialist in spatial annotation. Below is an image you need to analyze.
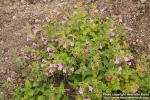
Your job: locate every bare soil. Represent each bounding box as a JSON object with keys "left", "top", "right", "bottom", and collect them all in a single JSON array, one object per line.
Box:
[{"left": 0, "top": 0, "right": 150, "bottom": 99}]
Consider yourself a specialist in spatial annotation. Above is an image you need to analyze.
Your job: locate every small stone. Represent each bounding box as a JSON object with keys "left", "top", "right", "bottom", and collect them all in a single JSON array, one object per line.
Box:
[
  {"left": 5, "top": 57, "right": 8, "bottom": 60},
  {"left": 0, "top": 40, "right": 4, "bottom": 45},
  {"left": 35, "top": 19, "right": 41, "bottom": 23},
  {"left": 140, "top": 0, "right": 147, "bottom": 3},
  {"left": 21, "top": 0, "right": 25, "bottom": 3},
  {"left": 1, "top": 50, "right": 5, "bottom": 54},
  {"left": 12, "top": 16, "right": 17, "bottom": 19}
]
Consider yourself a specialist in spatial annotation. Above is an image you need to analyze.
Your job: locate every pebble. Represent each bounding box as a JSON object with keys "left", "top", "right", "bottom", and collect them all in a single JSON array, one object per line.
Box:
[
  {"left": 21, "top": 0, "right": 25, "bottom": 3},
  {"left": 35, "top": 19, "right": 41, "bottom": 23},
  {"left": 0, "top": 40, "right": 4, "bottom": 45},
  {"left": 12, "top": 15, "right": 17, "bottom": 20},
  {"left": 140, "top": 0, "right": 147, "bottom": 3}
]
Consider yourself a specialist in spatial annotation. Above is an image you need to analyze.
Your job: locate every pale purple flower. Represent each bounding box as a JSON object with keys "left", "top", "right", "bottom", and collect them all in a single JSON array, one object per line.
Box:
[
  {"left": 70, "top": 42, "right": 75, "bottom": 46},
  {"left": 124, "top": 56, "right": 129, "bottom": 62},
  {"left": 47, "top": 47, "right": 52, "bottom": 52},
  {"left": 111, "top": 32, "right": 115, "bottom": 37},
  {"left": 54, "top": 38, "right": 61, "bottom": 43},
  {"left": 78, "top": 86, "right": 84, "bottom": 94},
  {"left": 57, "top": 64, "right": 63, "bottom": 71},
  {"left": 52, "top": 10, "right": 60, "bottom": 16},
  {"left": 41, "top": 35, "right": 45, "bottom": 41},
  {"left": 84, "top": 48, "right": 90, "bottom": 53},
  {"left": 33, "top": 26, "right": 38, "bottom": 34},
  {"left": 45, "top": 16, "right": 50, "bottom": 22},
  {"left": 115, "top": 58, "right": 120, "bottom": 64},
  {"left": 88, "top": 86, "right": 93, "bottom": 92},
  {"left": 53, "top": 64, "right": 57, "bottom": 68},
  {"left": 128, "top": 62, "right": 132, "bottom": 66},
  {"left": 49, "top": 69, "right": 54, "bottom": 74},
  {"left": 50, "top": 64, "right": 54, "bottom": 68},
  {"left": 32, "top": 42, "right": 36, "bottom": 46},
  {"left": 100, "top": 7, "right": 106, "bottom": 14},
  {"left": 63, "top": 43, "right": 67, "bottom": 49},
  {"left": 127, "top": 27, "right": 133, "bottom": 32}
]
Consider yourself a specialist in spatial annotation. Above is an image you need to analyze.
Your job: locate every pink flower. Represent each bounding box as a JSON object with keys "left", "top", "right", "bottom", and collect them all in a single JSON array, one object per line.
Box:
[
  {"left": 33, "top": 26, "right": 38, "bottom": 34},
  {"left": 115, "top": 58, "right": 120, "bottom": 64},
  {"left": 78, "top": 86, "right": 84, "bottom": 94},
  {"left": 52, "top": 10, "right": 60, "bottom": 16},
  {"left": 128, "top": 62, "right": 132, "bottom": 66},
  {"left": 70, "top": 42, "right": 75, "bottom": 46},
  {"left": 84, "top": 48, "right": 90, "bottom": 53},
  {"left": 88, "top": 86, "right": 93, "bottom": 92},
  {"left": 32, "top": 42, "right": 36, "bottom": 46},
  {"left": 50, "top": 64, "right": 53, "bottom": 67},
  {"left": 100, "top": 7, "right": 106, "bottom": 14},
  {"left": 57, "top": 64, "right": 63, "bottom": 71},
  {"left": 124, "top": 56, "right": 129, "bottom": 62},
  {"left": 63, "top": 43, "right": 67, "bottom": 49},
  {"left": 49, "top": 69, "right": 53, "bottom": 74},
  {"left": 54, "top": 39, "right": 61, "bottom": 43},
  {"left": 41, "top": 35, "right": 45, "bottom": 41},
  {"left": 45, "top": 16, "right": 50, "bottom": 22},
  {"left": 53, "top": 64, "right": 57, "bottom": 68},
  {"left": 47, "top": 47, "right": 52, "bottom": 52},
  {"left": 127, "top": 27, "right": 133, "bottom": 32},
  {"left": 111, "top": 32, "right": 115, "bottom": 37}
]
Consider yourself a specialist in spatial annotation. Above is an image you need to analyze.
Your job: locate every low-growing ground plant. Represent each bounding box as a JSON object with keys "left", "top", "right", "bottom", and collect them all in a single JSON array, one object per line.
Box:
[{"left": 13, "top": 2, "right": 150, "bottom": 100}]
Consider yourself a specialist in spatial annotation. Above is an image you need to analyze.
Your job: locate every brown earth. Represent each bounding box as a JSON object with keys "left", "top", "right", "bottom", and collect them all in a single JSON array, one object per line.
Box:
[{"left": 0, "top": 0, "right": 150, "bottom": 99}]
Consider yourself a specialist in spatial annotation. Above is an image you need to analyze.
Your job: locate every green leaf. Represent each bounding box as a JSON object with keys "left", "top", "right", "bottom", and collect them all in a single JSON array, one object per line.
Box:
[{"left": 25, "top": 80, "right": 31, "bottom": 89}]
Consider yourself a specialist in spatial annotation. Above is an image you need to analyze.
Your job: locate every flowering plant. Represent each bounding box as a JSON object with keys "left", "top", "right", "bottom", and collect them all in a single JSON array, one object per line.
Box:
[{"left": 13, "top": 2, "right": 150, "bottom": 100}]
